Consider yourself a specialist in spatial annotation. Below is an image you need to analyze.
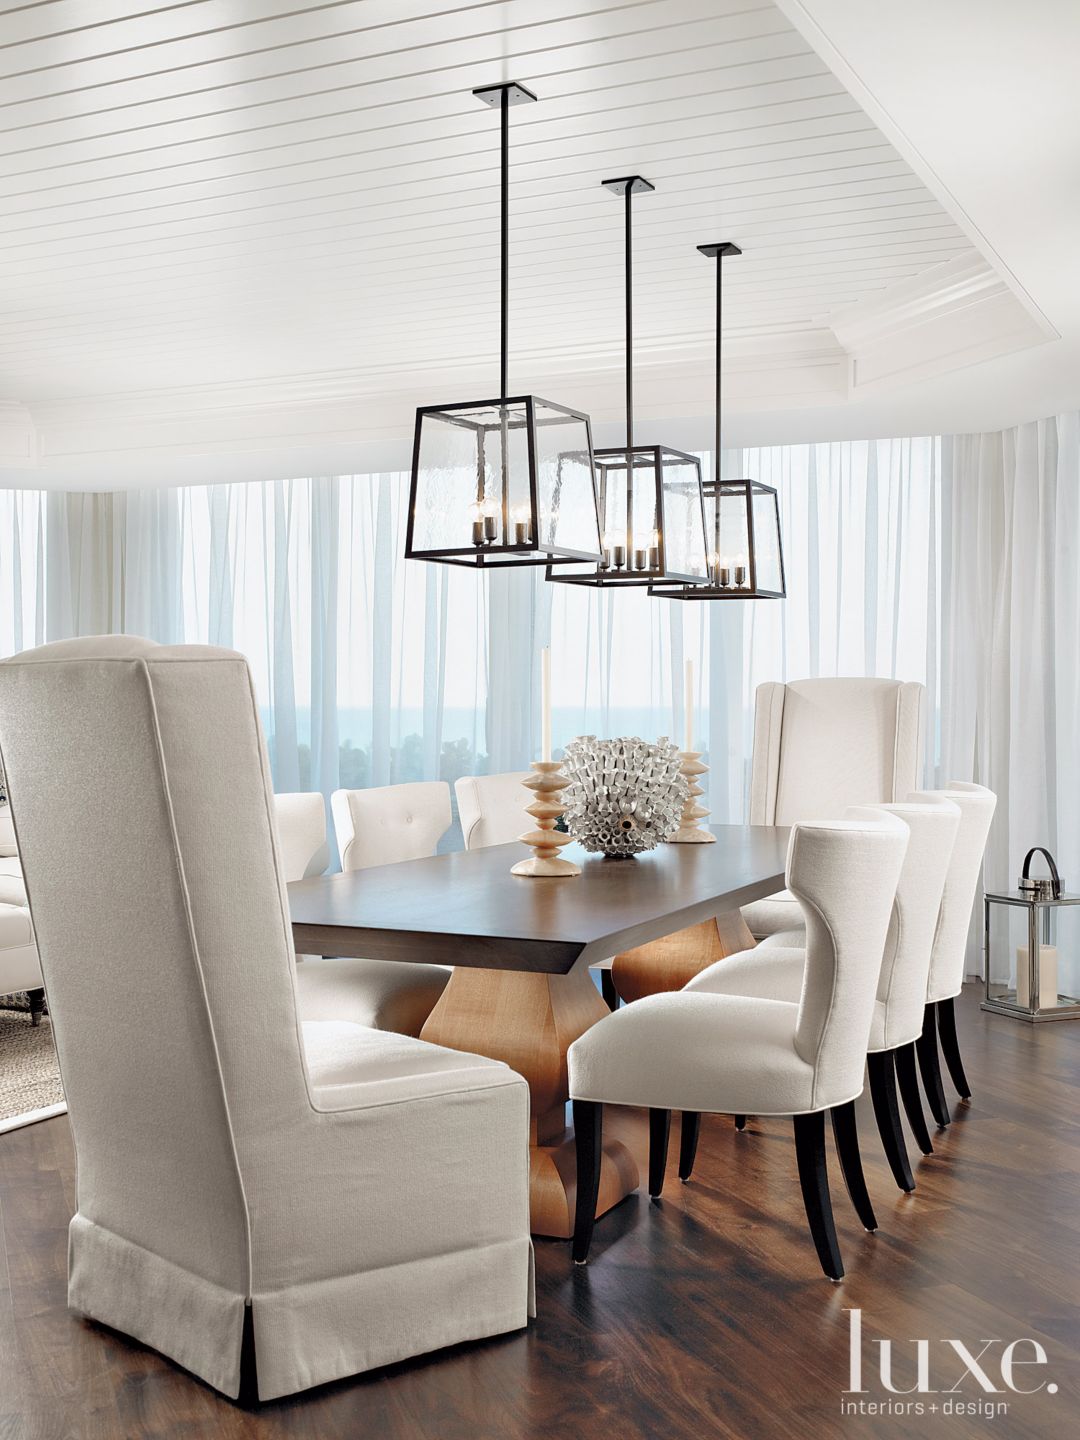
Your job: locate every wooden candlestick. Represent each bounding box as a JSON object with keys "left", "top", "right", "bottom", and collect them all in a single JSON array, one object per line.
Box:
[
  {"left": 511, "top": 761, "right": 582, "bottom": 877},
  {"left": 667, "top": 750, "right": 716, "bottom": 844}
]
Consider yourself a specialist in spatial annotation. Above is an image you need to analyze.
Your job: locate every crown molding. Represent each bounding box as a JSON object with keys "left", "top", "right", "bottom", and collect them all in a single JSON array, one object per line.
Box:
[{"left": 827, "top": 250, "right": 1051, "bottom": 393}]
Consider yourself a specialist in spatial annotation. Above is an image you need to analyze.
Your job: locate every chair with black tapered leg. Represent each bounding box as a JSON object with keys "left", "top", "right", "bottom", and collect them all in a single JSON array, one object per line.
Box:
[
  {"left": 679, "top": 1113, "right": 701, "bottom": 1181},
  {"left": 648, "top": 1109, "right": 671, "bottom": 1198},
  {"left": 572, "top": 1099, "right": 603, "bottom": 1265},
  {"left": 867, "top": 1051, "right": 914, "bottom": 1191},
  {"left": 915, "top": 782, "right": 996, "bottom": 1110},
  {"left": 688, "top": 797, "right": 962, "bottom": 1194},
  {"left": 567, "top": 813, "right": 909, "bottom": 1275},
  {"left": 935, "top": 996, "right": 971, "bottom": 1099},
  {"left": 733, "top": 1115, "right": 746, "bottom": 1131},
  {"left": 795, "top": 1111, "right": 844, "bottom": 1277},
  {"left": 916, "top": 1003, "right": 951, "bottom": 1129},
  {"left": 893, "top": 1042, "right": 934, "bottom": 1156},
  {"left": 829, "top": 1101, "right": 877, "bottom": 1231}
]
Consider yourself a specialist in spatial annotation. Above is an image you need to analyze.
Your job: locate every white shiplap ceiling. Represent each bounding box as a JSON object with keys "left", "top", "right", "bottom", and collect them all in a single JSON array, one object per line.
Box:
[{"left": 0, "top": 0, "right": 1059, "bottom": 483}]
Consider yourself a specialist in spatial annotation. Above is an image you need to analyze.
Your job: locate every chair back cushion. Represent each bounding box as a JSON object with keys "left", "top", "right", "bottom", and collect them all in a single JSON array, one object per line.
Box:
[
  {"left": 455, "top": 772, "right": 532, "bottom": 850},
  {"left": 0, "top": 635, "right": 311, "bottom": 1293},
  {"left": 274, "top": 792, "right": 329, "bottom": 881},
  {"left": 912, "top": 782, "right": 997, "bottom": 1003},
  {"left": 788, "top": 811, "right": 909, "bottom": 1109},
  {"left": 331, "top": 781, "right": 450, "bottom": 871},
  {"left": 854, "top": 799, "right": 960, "bottom": 1051},
  {"left": 750, "top": 678, "right": 924, "bottom": 825}
]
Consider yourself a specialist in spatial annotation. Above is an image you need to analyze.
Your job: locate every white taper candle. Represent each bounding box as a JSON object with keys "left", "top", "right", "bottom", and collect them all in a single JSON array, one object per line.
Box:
[
  {"left": 684, "top": 658, "right": 693, "bottom": 752},
  {"left": 541, "top": 646, "right": 552, "bottom": 762}
]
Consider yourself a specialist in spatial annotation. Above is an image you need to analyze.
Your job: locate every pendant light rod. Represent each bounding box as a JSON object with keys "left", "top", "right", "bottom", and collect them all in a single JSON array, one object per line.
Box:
[
  {"left": 501, "top": 88, "right": 509, "bottom": 397},
  {"left": 474, "top": 81, "right": 537, "bottom": 397},
  {"left": 697, "top": 242, "right": 741, "bottom": 481},
  {"left": 603, "top": 176, "right": 654, "bottom": 447}
]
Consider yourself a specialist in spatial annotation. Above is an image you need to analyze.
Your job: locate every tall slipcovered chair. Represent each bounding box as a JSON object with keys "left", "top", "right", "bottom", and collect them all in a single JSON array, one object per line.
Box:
[
  {"left": 569, "top": 812, "right": 909, "bottom": 1279},
  {"left": 690, "top": 798, "right": 960, "bottom": 1194},
  {"left": 740, "top": 678, "right": 925, "bottom": 940},
  {"left": 283, "top": 790, "right": 450, "bottom": 1036},
  {"left": 0, "top": 637, "right": 532, "bottom": 1401}
]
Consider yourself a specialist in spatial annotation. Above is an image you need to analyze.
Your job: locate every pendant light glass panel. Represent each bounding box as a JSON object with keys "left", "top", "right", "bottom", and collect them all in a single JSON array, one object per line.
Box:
[
  {"left": 408, "top": 397, "right": 598, "bottom": 565},
  {"left": 699, "top": 478, "right": 785, "bottom": 597},
  {"left": 405, "top": 82, "right": 602, "bottom": 571}
]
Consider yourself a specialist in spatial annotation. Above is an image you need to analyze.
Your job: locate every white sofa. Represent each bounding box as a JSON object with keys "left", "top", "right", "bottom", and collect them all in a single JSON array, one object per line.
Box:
[{"left": 0, "top": 803, "right": 44, "bottom": 1020}]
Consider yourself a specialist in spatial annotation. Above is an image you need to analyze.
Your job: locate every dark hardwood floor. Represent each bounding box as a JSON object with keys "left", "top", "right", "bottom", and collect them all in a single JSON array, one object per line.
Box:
[{"left": 0, "top": 985, "right": 1077, "bottom": 1440}]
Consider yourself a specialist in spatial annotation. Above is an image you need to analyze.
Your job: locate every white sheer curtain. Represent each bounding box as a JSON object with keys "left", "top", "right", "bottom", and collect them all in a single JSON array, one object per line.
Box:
[
  {"left": 5, "top": 419, "right": 1079, "bottom": 985},
  {"left": 0, "top": 442, "right": 948, "bottom": 805}
]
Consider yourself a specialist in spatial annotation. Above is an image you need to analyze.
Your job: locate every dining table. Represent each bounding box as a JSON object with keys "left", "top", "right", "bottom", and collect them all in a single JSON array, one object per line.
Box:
[{"left": 289, "top": 823, "right": 790, "bottom": 1238}]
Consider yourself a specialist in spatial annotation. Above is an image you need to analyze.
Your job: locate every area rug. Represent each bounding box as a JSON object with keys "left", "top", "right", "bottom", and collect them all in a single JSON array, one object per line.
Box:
[{"left": 0, "top": 1004, "right": 66, "bottom": 1134}]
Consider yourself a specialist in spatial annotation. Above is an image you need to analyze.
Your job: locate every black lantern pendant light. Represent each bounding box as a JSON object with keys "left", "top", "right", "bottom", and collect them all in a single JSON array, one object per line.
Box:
[
  {"left": 548, "top": 177, "right": 710, "bottom": 589},
  {"left": 405, "top": 83, "right": 603, "bottom": 570},
  {"left": 650, "top": 243, "right": 786, "bottom": 601}
]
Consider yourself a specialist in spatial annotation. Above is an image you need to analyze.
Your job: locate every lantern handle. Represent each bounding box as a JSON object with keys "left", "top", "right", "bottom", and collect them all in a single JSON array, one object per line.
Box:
[{"left": 1019, "top": 846, "right": 1063, "bottom": 898}]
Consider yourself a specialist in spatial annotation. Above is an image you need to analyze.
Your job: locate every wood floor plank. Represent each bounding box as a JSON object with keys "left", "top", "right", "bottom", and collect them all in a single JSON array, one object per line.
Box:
[{"left": 0, "top": 986, "right": 1075, "bottom": 1439}]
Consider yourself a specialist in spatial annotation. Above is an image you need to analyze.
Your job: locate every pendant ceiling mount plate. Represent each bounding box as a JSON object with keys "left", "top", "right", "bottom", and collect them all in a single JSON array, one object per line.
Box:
[
  {"left": 472, "top": 81, "right": 537, "bottom": 107},
  {"left": 602, "top": 176, "right": 655, "bottom": 196}
]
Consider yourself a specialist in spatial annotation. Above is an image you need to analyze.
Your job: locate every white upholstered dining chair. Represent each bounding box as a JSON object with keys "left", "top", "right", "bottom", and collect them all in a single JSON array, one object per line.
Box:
[
  {"left": 332, "top": 781, "right": 451, "bottom": 870},
  {"left": 740, "top": 677, "right": 925, "bottom": 940},
  {"left": 910, "top": 782, "right": 996, "bottom": 1126},
  {"left": 275, "top": 791, "right": 450, "bottom": 1037},
  {"left": 692, "top": 797, "right": 960, "bottom": 1196},
  {"left": 568, "top": 811, "right": 909, "bottom": 1279},
  {"left": 455, "top": 772, "right": 531, "bottom": 851},
  {"left": 0, "top": 636, "right": 533, "bottom": 1401}
]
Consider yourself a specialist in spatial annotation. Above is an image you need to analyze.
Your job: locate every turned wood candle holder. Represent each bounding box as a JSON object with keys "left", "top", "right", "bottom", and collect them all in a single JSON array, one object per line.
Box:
[
  {"left": 667, "top": 750, "right": 716, "bottom": 844},
  {"left": 511, "top": 761, "right": 581, "bottom": 877}
]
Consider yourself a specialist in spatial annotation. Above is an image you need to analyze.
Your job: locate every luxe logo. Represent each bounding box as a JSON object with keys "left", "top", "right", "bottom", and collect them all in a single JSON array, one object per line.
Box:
[{"left": 844, "top": 1308, "right": 1058, "bottom": 1397}]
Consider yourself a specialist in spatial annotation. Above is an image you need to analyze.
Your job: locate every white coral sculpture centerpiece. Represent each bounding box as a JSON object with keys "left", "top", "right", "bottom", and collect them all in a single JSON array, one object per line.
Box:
[{"left": 561, "top": 736, "right": 689, "bottom": 858}]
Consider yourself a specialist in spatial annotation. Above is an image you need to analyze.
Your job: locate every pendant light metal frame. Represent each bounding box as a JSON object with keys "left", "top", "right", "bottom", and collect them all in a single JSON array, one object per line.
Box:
[
  {"left": 547, "top": 176, "right": 709, "bottom": 589},
  {"left": 405, "top": 83, "right": 603, "bottom": 571},
  {"left": 650, "top": 243, "right": 786, "bottom": 602}
]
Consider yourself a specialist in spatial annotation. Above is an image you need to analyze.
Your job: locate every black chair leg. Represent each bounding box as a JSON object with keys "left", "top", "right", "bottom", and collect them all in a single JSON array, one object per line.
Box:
[
  {"left": 916, "top": 1002, "right": 952, "bottom": 1128},
  {"left": 936, "top": 996, "right": 971, "bottom": 1100},
  {"left": 572, "top": 1100, "right": 603, "bottom": 1264},
  {"left": 600, "top": 969, "right": 619, "bottom": 1012},
  {"left": 26, "top": 988, "right": 45, "bottom": 1027},
  {"left": 793, "top": 1111, "right": 844, "bottom": 1281},
  {"left": 867, "top": 1051, "right": 915, "bottom": 1193},
  {"left": 829, "top": 1101, "right": 877, "bottom": 1232},
  {"left": 734, "top": 1115, "right": 747, "bottom": 1131},
  {"left": 679, "top": 1112, "right": 701, "bottom": 1182},
  {"left": 894, "top": 1042, "right": 934, "bottom": 1155},
  {"left": 648, "top": 1109, "right": 671, "bottom": 1199}
]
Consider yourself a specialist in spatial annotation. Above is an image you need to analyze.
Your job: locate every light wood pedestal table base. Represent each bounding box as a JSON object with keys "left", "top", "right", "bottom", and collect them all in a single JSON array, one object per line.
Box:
[
  {"left": 420, "top": 958, "right": 637, "bottom": 1237},
  {"left": 611, "top": 910, "right": 758, "bottom": 1004}
]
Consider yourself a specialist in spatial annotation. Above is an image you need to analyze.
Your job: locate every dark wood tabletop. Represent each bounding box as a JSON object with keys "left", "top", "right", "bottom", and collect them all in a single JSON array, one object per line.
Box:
[{"left": 288, "top": 824, "right": 789, "bottom": 974}]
